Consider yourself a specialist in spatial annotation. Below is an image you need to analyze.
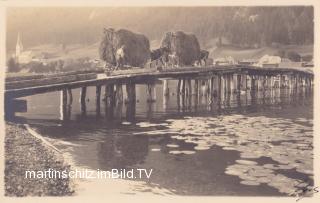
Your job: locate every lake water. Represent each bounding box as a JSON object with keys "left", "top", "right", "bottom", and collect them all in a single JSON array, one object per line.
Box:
[{"left": 14, "top": 80, "right": 313, "bottom": 196}]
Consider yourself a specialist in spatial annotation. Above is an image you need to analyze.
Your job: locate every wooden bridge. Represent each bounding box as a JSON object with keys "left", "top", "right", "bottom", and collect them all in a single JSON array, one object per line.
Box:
[{"left": 5, "top": 65, "right": 313, "bottom": 118}]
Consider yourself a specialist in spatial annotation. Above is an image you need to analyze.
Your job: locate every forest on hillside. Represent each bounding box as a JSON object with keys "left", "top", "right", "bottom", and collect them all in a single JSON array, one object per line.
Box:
[{"left": 7, "top": 6, "right": 313, "bottom": 50}]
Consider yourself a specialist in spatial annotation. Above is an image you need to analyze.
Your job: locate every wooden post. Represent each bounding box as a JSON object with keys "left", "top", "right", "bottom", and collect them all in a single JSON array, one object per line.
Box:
[
  {"left": 177, "top": 79, "right": 181, "bottom": 95},
  {"left": 181, "top": 79, "right": 186, "bottom": 95},
  {"left": 227, "top": 74, "right": 231, "bottom": 94},
  {"left": 104, "top": 84, "right": 114, "bottom": 119},
  {"left": 251, "top": 75, "right": 256, "bottom": 92},
  {"left": 217, "top": 75, "right": 222, "bottom": 101},
  {"left": 115, "top": 84, "right": 123, "bottom": 104},
  {"left": 96, "top": 85, "right": 101, "bottom": 116},
  {"left": 61, "top": 89, "right": 68, "bottom": 106},
  {"left": 288, "top": 75, "right": 292, "bottom": 89},
  {"left": 60, "top": 89, "right": 68, "bottom": 120},
  {"left": 262, "top": 76, "right": 266, "bottom": 90},
  {"left": 163, "top": 80, "right": 170, "bottom": 97},
  {"left": 279, "top": 75, "right": 283, "bottom": 88},
  {"left": 210, "top": 76, "right": 214, "bottom": 96},
  {"left": 298, "top": 75, "right": 302, "bottom": 88},
  {"left": 80, "top": 87, "right": 87, "bottom": 116},
  {"left": 237, "top": 74, "right": 241, "bottom": 93},
  {"left": 67, "top": 89, "right": 73, "bottom": 104},
  {"left": 241, "top": 74, "right": 247, "bottom": 91},
  {"left": 105, "top": 84, "right": 114, "bottom": 105},
  {"left": 125, "top": 83, "right": 136, "bottom": 104},
  {"left": 259, "top": 76, "right": 262, "bottom": 91},
  {"left": 147, "top": 83, "right": 156, "bottom": 102},
  {"left": 206, "top": 78, "right": 211, "bottom": 95},
  {"left": 126, "top": 100, "right": 136, "bottom": 121},
  {"left": 267, "top": 76, "right": 271, "bottom": 89},
  {"left": 222, "top": 75, "right": 226, "bottom": 99},
  {"left": 187, "top": 79, "right": 192, "bottom": 96},
  {"left": 232, "top": 74, "right": 235, "bottom": 93},
  {"left": 193, "top": 79, "right": 199, "bottom": 95}
]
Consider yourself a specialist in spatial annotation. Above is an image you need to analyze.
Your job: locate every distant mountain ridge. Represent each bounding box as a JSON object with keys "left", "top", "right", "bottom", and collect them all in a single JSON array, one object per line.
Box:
[{"left": 7, "top": 7, "right": 313, "bottom": 52}]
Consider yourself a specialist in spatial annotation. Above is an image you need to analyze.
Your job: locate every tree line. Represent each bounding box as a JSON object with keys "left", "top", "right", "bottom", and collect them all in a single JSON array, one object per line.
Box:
[{"left": 7, "top": 7, "right": 313, "bottom": 50}]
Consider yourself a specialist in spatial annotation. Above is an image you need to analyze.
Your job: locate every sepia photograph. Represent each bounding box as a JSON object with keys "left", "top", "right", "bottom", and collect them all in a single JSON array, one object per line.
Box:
[{"left": 1, "top": 1, "right": 318, "bottom": 202}]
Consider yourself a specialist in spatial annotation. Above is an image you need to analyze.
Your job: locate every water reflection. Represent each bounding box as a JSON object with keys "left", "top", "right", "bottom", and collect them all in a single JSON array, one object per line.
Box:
[{"left": 13, "top": 82, "right": 313, "bottom": 196}]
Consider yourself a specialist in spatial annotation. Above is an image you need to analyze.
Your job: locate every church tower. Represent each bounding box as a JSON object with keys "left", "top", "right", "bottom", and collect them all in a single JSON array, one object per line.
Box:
[{"left": 16, "top": 33, "right": 23, "bottom": 57}]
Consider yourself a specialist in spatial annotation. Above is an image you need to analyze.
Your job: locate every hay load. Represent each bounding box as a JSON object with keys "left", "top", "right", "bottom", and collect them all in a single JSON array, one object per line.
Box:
[
  {"left": 99, "top": 28, "right": 150, "bottom": 68},
  {"left": 160, "top": 31, "right": 201, "bottom": 66}
]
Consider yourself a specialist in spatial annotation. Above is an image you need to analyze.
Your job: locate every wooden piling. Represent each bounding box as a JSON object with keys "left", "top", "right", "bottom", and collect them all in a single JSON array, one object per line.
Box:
[
  {"left": 115, "top": 84, "right": 123, "bottom": 104},
  {"left": 61, "top": 89, "right": 67, "bottom": 106},
  {"left": 193, "top": 79, "right": 199, "bottom": 95},
  {"left": 181, "top": 79, "right": 186, "bottom": 95},
  {"left": 185, "top": 79, "right": 192, "bottom": 96},
  {"left": 206, "top": 79, "right": 211, "bottom": 95},
  {"left": 147, "top": 83, "right": 156, "bottom": 102},
  {"left": 232, "top": 75, "right": 236, "bottom": 93},
  {"left": 80, "top": 87, "right": 87, "bottom": 115},
  {"left": 251, "top": 75, "right": 256, "bottom": 91},
  {"left": 126, "top": 83, "right": 136, "bottom": 104},
  {"left": 279, "top": 75, "right": 283, "bottom": 88},
  {"left": 236, "top": 74, "right": 241, "bottom": 93},
  {"left": 257, "top": 76, "right": 262, "bottom": 90},
  {"left": 217, "top": 75, "right": 222, "bottom": 100},
  {"left": 263, "top": 76, "right": 267, "bottom": 90},
  {"left": 67, "top": 89, "right": 73, "bottom": 104},
  {"left": 242, "top": 74, "right": 247, "bottom": 91},
  {"left": 163, "top": 80, "right": 170, "bottom": 97},
  {"left": 267, "top": 76, "right": 272, "bottom": 89},
  {"left": 226, "top": 74, "right": 232, "bottom": 93},
  {"left": 105, "top": 84, "right": 114, "bottom": 106},
  {"left": 60, "top": 89, "right": 68, "bottom": 120},
  {"left": 96, "top": 85, "right": 101, "bottom": 116},
  {"left": 177, "top": 79, "right": 182, "bottom": 95}
]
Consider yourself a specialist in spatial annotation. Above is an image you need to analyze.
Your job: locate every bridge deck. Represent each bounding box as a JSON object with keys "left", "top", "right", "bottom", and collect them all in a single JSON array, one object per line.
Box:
[{"left": 5, "top": 65, "right": 313, "bottom": 99}]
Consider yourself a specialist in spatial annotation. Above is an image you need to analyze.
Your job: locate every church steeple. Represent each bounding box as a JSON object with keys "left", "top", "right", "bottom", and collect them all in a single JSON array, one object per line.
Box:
[{"left": 16, "top": 33, "right": 23, "bottom": 57}]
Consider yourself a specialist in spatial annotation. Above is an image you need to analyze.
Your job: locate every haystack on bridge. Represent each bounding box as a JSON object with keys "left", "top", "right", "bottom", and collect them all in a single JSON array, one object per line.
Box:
[{"left": 5, "top": 65, "right": 313, "bottom": 117}]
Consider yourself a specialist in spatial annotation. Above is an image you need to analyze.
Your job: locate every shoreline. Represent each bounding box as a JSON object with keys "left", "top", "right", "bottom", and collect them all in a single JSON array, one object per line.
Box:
[{"left": 4, "top": 122, "right": 74, "bottom": 196}]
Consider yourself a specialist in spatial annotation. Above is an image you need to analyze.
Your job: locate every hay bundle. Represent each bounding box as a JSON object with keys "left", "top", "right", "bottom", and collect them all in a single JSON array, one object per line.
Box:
[
  {"left": 160, "top": 31, "right": 201, "bottom": 66},
  {"left": 99, "top": 28, "right": 150, "bottom": 67}
]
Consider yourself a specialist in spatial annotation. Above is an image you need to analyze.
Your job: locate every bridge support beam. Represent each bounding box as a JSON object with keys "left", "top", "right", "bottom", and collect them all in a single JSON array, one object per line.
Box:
[
  {"left": 177, "top": 79, "right": 181, "bottom": 95},
  {"left": 115, "top": 84, "right": 123, "bottom": 104},
  {"left": 96, "top": 85, "right": 101, "bottom": 116},
  {"left": 200, "top": 79, "right": 208, "bottom": 96},
  {"left": 226, "top": 74, "right": 232, "bottom": 94},
  {"left": 217, "top": 75, "right": 222, "bottom": 102},
  {"left": 185, "top": 79, "right": 192, "bottom": 96},
  {"left": 67, "top": 89, "right": 73, "bottom": 104},
  {"left": 231, "top": 74, "right": 235, "bottom": 93},
  {"left": 256, "top": 76, "right": 262, "bottom": 90},
  {"left": 240, "top": 74, "right": 247, "bottom": 91},
  {"left": 80, "top": 87, "right": 87, "bottom": 116},
  {"left": 279, "top": 75, "right": 283, "bottom": 88},
  {"left": 211, "top": 76, "right": 216, "bottom": 97},
  {"left": 125, "top": 83, "right": 136, "bottom": 104},
  {"left": 193, "top": 79, "right": 199, "bottom": 95},
  {"left": 262, "top": 76, "right": 266, "bottom": 90},
  {"left": 250, "top": 75, "right": 256, "bottom": 92},
  {"left": 104, "top": 84, "right": 114, "bottom": 106},
  {"left": 266, "top": 76, "right": 272, "bottom": 89},
  {"left": 147, "top": 83, "right": 156, "bottom": 102},
  {"left": 60, "top": 89, "right": 68, "bottom": 120},
  {"left": 236, "top": 74, "right": 241, "bottom": 93},
  {"left": 180, "top": 79, "right": 186, "bottom": 95},
  {"left": 163, "top": 80, "right": 170, "bottom": 97}
]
